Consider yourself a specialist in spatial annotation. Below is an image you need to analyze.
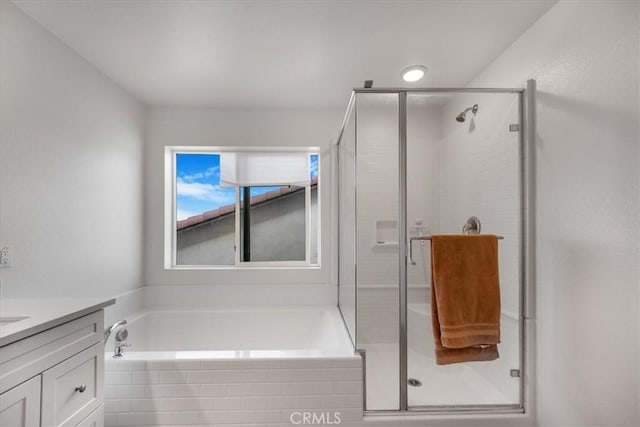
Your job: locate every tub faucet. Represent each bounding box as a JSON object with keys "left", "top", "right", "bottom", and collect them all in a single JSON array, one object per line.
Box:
[
  {"left": 113, "top": 342, "right": 130, "bottom": 358},
  {"left": 104, "top": 320, "right": 127, "bottom": 343}
]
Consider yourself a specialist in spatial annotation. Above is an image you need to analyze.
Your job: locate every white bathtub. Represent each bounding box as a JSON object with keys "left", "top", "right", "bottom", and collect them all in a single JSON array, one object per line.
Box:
[
  {"left": 103, "top": 307, "right": 363, "bottom": 426},
  {"left": 107, "top": 307, "right": 355, "bottom": 359}
]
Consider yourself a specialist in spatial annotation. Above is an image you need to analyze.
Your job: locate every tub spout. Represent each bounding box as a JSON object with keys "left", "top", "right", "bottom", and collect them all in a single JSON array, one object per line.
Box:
[
  {"left": 104, "top": 320, "right": 127, "bottom": 343},
  {"left": 113, "top": 342, "right": 130, "bottom": 358}
]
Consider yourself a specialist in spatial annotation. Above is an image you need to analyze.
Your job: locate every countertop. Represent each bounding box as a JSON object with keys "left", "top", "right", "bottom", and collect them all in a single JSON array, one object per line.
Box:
[{"left": 0, "top": 297, "right": 115, "bottom": 347}]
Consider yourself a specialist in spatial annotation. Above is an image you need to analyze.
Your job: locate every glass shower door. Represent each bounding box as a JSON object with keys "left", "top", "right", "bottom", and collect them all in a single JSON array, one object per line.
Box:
[
  {"left": 405, "top": 91, "right": 522, "bottom": 408},
  {"left": 337, "top": 88, "right": 527, "bottom": 413}
]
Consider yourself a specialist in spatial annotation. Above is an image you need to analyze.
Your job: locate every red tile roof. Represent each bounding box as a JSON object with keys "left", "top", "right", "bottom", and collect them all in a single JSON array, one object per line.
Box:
[{"left": 177, "top": 177, "right": 318, "bottom": 231}]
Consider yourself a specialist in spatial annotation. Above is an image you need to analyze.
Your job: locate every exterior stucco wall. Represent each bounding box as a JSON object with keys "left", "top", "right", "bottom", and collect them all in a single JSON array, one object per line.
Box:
[{"left": 177, "top": 187, "right": 318, "bottom": 265}]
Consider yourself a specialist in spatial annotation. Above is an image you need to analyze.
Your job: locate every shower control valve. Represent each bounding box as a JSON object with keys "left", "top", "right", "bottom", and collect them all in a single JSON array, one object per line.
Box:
[{"left": 115, "top": 328, "right": 129, "bottom": 342}]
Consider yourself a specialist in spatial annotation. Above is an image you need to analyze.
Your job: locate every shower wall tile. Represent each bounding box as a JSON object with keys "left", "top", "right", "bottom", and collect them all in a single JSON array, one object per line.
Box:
[
  {"left": 356, "top": 286, "right": 428, "bottom": 345},
  {"left": 352, "top": 100, "right": 440, "bottom": 357},
  {"left": 438, "top": 94, "right": 521, "bottom": 316},
  {"left": 434, "top": 92, "right": 523, "bottom": 405}
]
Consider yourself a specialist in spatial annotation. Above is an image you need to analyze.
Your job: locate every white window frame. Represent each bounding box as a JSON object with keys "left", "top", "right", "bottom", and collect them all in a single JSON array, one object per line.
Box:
[{"left": 164, "top": 146, "right": 321, "bottom": 269}]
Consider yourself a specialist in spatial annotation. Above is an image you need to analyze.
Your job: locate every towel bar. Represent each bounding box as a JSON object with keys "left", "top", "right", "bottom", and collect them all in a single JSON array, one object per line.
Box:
[{"left": 408, "top": 235, "right": 504, "bottom": 265}]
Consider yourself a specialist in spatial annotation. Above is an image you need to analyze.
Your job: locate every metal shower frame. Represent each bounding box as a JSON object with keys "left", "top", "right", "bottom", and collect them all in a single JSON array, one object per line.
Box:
[{"left": 335, "top": 81, "right": 537, "bottom": 416}]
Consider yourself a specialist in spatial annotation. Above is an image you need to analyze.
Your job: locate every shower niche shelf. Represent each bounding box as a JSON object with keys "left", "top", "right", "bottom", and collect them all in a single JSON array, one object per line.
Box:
[{"left": 375, "top": 220, "right": 398, "bottom": 246}]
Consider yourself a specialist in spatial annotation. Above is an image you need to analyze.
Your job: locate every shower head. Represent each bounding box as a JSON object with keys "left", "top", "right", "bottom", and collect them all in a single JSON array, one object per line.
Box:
[{"left": 456, "top": 104, "right": 479, "bottom": 123}]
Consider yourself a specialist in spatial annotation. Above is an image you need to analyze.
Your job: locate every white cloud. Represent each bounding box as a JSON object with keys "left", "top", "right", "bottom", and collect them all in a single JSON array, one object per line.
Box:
[
  {"left": 176, "top": 180, "right": 214, "bottom": 198},
  {"left": 180, "top": 166, "right": 220, "bottom": 183},
  {"left": 176, "top": 178, "right": 235, "bottom": 205}
]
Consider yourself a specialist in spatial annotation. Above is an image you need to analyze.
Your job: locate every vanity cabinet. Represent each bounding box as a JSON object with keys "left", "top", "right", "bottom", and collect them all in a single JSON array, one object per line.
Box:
[
  {"left": 74, "top": 406, "right": 103, "bottom": 427},
  {"left": 0, "top": 309, "right": 106, "bottom": 426},
  {"left": 0, "top": 375, "right": 41, "bottom": 426},
  {"left": 41, "top": 342, "right": 103, "bottom": 426}
]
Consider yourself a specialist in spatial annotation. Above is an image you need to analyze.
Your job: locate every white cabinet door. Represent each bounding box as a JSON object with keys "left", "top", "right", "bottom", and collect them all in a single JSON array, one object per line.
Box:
[
  {"left": 41, "top": 343, "right": 103, "bottom": 427},
  {"left": 0, "top": 375, "right": 41, "bottom": 427}
]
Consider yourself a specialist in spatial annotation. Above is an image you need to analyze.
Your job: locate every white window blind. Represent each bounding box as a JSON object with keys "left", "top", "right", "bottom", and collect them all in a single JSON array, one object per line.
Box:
[{"left": 220, "top": 152, "right": 311, "bottom": 188}]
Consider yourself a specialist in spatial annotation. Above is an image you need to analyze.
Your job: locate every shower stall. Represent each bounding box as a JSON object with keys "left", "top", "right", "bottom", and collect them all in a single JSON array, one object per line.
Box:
[{"left": 335, "top": 84, "right": 535, "bottom": 413}]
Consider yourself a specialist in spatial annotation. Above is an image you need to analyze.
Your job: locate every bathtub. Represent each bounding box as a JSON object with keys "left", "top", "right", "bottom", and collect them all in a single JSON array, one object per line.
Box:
[
  {"left": 104, "top": 307, "right": 362, "bottom": 426},
  {"left": 108, "top": 307, "right": 355, "bottom": 358}
]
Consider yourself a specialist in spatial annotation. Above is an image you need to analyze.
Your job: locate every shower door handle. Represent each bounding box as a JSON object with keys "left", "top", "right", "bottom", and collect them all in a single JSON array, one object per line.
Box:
[
  {"left": 408, "top": 237, "right": 417, "bottom": 266},
  {"left": 408, "top": 236, "right": 430, "bottom": 266}
]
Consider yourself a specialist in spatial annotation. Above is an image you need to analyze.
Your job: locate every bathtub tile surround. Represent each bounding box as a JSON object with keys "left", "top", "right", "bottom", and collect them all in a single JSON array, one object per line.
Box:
[
  {"left": 104, "top": 358, "right": 362, "bottom": 426},
  {"left": 102, "top": 308, "right": 361, "bottom": 426}
]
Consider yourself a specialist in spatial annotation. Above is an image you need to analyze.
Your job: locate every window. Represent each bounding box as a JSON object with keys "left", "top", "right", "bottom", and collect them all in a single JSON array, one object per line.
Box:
[{"left": 165, "top": 147, "right": 320, "bottom": 268}]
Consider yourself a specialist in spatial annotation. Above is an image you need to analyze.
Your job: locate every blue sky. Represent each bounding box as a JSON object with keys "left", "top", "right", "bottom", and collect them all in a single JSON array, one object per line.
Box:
[{"left": 176, "top": 153, "right": 318, "bottom": 220}]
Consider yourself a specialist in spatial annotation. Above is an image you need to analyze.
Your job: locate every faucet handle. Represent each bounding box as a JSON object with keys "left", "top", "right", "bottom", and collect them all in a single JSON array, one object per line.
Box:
[{"left": 113, "top": 343, "right": 131, "bottom": 358}]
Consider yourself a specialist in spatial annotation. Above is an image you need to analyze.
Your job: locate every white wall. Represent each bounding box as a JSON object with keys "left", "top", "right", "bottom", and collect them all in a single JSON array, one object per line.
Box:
[
  {"left": 0, "top": 1, "right": 145, "bottom": 298},
  {"left": 144, "top": 107, "right": 341, "bottom": 287},
  {"left": 467, "top": 1, "right": 639, "bottom": 426}
]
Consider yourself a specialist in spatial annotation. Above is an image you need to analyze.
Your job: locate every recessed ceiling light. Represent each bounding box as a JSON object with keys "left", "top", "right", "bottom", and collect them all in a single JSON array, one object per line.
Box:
[{"left": 402, "top": 65, "right": 427, "bottom": 82}]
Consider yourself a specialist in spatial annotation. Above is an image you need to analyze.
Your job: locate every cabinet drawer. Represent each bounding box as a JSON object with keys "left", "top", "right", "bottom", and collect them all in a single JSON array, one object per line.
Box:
[
  {"left": 75, "top": 405, "right": 104, "bottom": 427},
  {"left": 42, "top": 342, "right": 104, "bottom": 427},
  {"left": 1, "top": 311, "right": 103, "bottom": 394}
]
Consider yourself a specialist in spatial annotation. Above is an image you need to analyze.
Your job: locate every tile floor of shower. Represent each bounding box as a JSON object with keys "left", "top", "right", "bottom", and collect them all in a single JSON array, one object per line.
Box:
[
  {"left": 365, "top": 344, "right": 512, "bottom": 409},
  {"left": 360, "top": 303, "right": 519, "bottom": 410}
]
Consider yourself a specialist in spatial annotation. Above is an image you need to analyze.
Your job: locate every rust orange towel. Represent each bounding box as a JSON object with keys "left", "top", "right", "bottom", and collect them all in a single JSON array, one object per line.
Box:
[{"left": 430, "top": 235, "right": 501, "bottom": 365}]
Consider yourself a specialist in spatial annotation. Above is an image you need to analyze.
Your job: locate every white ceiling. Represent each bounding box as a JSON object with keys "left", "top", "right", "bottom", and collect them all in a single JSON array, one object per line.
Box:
[{"left": 13, "top": 0, "right": 556, "bottom": 108}]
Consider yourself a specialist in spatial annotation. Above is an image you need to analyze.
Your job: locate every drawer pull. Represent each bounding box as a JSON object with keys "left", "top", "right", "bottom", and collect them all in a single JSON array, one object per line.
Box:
[{"left": 75, "top": 384, "right": 87, "bottom": 393}]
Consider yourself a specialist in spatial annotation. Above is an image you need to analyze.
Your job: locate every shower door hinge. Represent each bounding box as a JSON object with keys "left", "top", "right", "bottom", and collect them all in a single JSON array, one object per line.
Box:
[
  {"left": 510, "top": 369, "right": 521, "bottom": 378},
  {"left": 509, "top": 124, "right": 520, "bottom": 132}
]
